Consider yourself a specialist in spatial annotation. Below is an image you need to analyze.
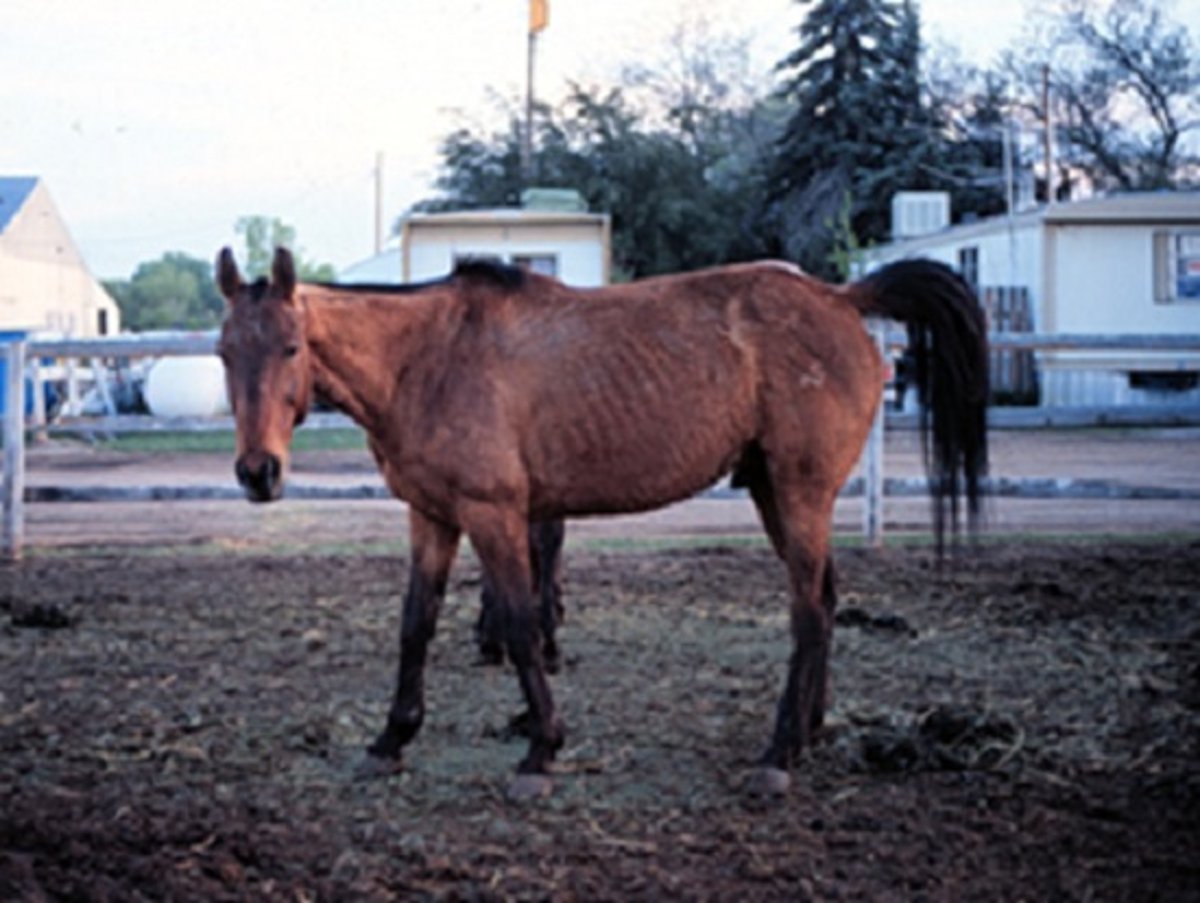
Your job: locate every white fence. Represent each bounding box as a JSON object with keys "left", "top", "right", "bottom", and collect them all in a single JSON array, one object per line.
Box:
[{"left": 3, "top": 331, "right": 1200, "bottom": 560}]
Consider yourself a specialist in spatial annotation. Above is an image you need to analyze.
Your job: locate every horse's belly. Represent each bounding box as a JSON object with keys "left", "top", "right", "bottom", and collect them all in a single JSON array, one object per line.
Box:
[{"left": 527, "top": 418, "right": 747, "bottom": 518}]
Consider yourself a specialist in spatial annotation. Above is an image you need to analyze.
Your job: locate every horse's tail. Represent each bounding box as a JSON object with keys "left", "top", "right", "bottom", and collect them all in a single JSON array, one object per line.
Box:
[{"left": 848, "top": 258, "right": 989, "bottom": 548}]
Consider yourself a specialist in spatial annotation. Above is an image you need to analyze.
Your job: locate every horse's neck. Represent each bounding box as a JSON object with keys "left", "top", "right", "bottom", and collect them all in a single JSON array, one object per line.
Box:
[{"left": 302, "top": 290, "right": 427, "bottom": 430}]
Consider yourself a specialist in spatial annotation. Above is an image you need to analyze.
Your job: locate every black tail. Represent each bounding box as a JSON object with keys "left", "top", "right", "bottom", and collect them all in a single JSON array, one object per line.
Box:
[{"left": 852, "top": 259, "right": 989, "bottom": 549}]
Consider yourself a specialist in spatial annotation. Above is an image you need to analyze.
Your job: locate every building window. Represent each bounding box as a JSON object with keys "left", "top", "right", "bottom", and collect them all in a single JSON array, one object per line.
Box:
[
  {"left": 1154, "top": 230, "right": 1200, "bottom": 303},
  {"left": 98, "top": 309, "right": 109, "bottom": 336},
  {"left": 957, "top": 246, "right": 980, "bottom": 292},
  {"left": 512, "top": 254, "right": 558, "bottom": 277}
]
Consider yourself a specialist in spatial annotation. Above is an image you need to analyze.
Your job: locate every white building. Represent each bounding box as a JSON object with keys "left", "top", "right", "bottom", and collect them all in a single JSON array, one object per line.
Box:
[
  {"left": 864, "top": 191, "right": 1200, "bottom": 407},
  {"left": 342, "top": 193, "right": 611, "bottom": 288},
  {"left": 0, "top": 176, "right": 120, "bottom": 338}
]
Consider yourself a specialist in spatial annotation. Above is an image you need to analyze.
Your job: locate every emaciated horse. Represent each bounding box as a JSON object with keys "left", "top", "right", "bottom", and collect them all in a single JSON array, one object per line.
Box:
[{"left": 216, "top": 247, "right": 987, "bottom": 799}]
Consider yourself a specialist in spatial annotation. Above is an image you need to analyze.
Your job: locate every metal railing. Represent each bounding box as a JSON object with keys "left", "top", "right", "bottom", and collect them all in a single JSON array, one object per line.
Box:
[{"left": 3, "top": 330, "right": 1200, "bottom": 560}]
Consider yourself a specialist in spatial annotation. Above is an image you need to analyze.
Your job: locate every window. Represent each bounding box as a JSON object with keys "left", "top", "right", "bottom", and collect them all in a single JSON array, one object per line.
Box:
[
  {"left": 1154, "top": 230, "right": 1200, "bottom": 303},
  {"left": 512, "top": 254, "right": 558, "bottom": 277},
  {"left": 97, "top": 309, "right": 109, "bottom": 336},
  {"left": 957, "top": 246, "right": 979, "bottom": 292}
]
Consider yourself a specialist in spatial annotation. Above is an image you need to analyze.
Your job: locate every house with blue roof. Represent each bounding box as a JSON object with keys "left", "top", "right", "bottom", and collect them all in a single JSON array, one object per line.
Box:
[{"left": 0, "top": 176, "right": 120, "bottom": 337}]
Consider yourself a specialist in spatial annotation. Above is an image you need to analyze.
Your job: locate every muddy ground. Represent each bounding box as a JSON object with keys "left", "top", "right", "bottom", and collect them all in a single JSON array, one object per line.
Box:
[{"left": 2, "top": 535, "right": 1197, "bottom": 900}]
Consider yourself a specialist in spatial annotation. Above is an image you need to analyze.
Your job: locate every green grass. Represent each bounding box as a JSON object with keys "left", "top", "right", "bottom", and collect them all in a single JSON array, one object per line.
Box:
[{"left": 93, "top": 428, "right": 368, "bottom": 454}]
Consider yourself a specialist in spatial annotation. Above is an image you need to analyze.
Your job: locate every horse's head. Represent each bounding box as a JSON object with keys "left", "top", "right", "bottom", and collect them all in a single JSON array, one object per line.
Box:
[{"left": 216, "top": 246, "right": 313, "bottom": 503}]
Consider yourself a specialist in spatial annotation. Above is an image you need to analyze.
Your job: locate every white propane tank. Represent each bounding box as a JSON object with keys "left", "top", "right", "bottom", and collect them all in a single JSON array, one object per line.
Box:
[{"left": 144, "top": 356, "right": 231, "bottom": 418}]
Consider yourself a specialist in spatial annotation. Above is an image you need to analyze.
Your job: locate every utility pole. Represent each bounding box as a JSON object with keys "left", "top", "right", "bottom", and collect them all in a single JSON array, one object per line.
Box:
[
  {"left": 1042, "top": 64, "right": 1055, "bottom": 204},
  {"left": 374, "top": 151, "right": 384, "bottom": 255}
]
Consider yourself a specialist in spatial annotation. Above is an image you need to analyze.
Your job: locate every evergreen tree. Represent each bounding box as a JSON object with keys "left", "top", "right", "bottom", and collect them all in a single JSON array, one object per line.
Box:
[{"left": 772, "top": 0, "right": 934, "bottom": 275}]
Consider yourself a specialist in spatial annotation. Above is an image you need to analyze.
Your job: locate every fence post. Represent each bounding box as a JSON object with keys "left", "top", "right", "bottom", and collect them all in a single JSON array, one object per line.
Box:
[
  {"left": 863, "top": 320, "right": 886, "bottom": 547},
  {"left": 3, "top": 339, "right": 27, "bottom": 561}
]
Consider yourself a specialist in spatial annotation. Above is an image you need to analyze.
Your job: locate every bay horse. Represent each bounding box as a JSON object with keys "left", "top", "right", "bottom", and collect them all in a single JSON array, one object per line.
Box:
[{"left": 216, "top": 247, "right": 987, "bottom": 799}]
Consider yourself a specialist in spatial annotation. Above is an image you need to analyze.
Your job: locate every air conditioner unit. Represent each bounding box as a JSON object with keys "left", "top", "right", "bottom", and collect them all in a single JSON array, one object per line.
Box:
[{"left": 891, "top": 192, "right": 950, "bottom": 239}]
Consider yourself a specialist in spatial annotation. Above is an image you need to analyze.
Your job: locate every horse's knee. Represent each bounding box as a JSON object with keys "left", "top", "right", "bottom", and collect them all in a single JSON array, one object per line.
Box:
[{"left": 503, "top": 611, "right": 541, "bottom": 667}]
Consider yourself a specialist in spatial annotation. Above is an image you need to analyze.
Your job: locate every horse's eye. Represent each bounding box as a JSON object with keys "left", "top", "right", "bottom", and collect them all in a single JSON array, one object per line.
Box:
[{"left": 283, "top": 344, "right": 300, "bottom": 359}]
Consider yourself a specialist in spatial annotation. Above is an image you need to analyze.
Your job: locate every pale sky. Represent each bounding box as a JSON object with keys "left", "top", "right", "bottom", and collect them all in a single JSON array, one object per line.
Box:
[{"left": 1, "top": 1, "right": 1191, "bottom": 279}]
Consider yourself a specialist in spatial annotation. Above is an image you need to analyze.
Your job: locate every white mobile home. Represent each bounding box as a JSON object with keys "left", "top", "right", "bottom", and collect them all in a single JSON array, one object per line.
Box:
[
  {"left": 864, "top": 191, "right": 1200, "bottom": 406},
  {"left": 400, "top": 208, "right": 611, "bottom": 286},
  {"left": 342, "top": 203, "right": 611, "bottom": 288},
  {"left": 0, "top": 176, "right": 120, "bottom": 337}
]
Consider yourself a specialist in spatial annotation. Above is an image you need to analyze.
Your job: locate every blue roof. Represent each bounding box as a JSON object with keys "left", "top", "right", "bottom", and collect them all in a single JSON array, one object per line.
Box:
[{"left": 0, "top": 177, "right": 38, "bottom": 234}]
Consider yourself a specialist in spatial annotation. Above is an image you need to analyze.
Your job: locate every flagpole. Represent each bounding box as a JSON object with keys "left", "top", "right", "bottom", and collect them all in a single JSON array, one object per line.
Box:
[
  {"left": 523, "top": 0, "right": 547, "bottom": 189},
  {"left": 523, "top": 28, "right": 535, "bottom": 187}
]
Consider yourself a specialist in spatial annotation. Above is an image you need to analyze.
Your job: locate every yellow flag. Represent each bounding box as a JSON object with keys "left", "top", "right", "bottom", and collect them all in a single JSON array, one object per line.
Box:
[{"left": 530, "top": 0, "right": 548, "bottom": 33}]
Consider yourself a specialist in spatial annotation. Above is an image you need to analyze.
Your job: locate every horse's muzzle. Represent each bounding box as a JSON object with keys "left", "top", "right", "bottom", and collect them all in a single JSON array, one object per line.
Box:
[{"left": 235, "top": 451, "right": 283, "bottom": 503}]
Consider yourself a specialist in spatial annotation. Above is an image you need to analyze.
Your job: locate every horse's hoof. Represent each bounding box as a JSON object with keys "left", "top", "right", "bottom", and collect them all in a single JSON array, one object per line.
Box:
[
  {"left": 475, "top": 646, "right": 505, "bottom": 668},
  {"left": 747, "top": 766, "right": 791, "bottom": 797},
  {"left": 354, "top": 752, "right": 403, "bottom": 780},
  {"left": 506, "top": 773, "right": 553, "bottom": 802}
]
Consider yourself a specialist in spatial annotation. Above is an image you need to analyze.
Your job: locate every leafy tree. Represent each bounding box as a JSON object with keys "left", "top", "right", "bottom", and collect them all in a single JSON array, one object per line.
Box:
[
  {"left": 413, "top": 81, "right": 780, "bottom": 279},
  {"left": 104, "top": 253, "right": 224, "bottom": 332},
  {"left": 1004, "top": 0, "right": 1199, "bottom": 192},
  {"left": 234, "top": 216, "right": 336, "bottom": 282},
  {"left": 923, "top": 57, "right": 1016, "bottom": 220}
]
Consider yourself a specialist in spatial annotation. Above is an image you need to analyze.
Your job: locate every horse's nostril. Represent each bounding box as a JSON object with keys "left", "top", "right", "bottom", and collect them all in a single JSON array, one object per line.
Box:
[{"left": 236, "top": 453, "right": 283, "bottom": 500}]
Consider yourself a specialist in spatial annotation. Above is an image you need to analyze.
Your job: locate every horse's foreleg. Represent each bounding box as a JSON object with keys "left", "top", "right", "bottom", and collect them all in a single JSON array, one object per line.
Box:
[
  {"left": 465, "top": 505, "right": 564, "bottom": 798},
  {"left": 531, "top": 519, "right": 566, "bottom": 673},
  {"left": 364, "top": 510, "right": 460, "bottom": 769}
]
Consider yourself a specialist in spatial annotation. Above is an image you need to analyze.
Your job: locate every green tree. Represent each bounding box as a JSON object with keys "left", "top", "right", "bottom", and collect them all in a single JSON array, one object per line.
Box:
[
  {"left": 234, "top": 216, "right": 336, "bottom": 282},
  {"left": 772, "top": 0, "right": 937, "bottom": 275},
  {"left": 414, "top": 82, "right": 780, "bottom": 279},
  {"left": 104, "top": 252, "right": 224, "bottom": 332}
]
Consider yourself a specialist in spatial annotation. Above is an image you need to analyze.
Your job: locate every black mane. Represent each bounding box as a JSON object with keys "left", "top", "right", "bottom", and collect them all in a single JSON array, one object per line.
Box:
[
  {"left": 313, "top": 277, "right": 448, "bottom": 295},
  {"left": 452, "top": 257, "right": 527, "bottom": 289},
  {"left": 314, "top": 259, "right": 526, "bottom": 295}
]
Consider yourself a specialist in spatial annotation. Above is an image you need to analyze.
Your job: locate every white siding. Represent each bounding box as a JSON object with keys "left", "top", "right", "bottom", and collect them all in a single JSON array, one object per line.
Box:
[
  {"left": 0, "top": 181, "right": 120, "bottom": 337},
  {"left": 404, "top": 217, "right": 608, "bottom": 287},
  {"left": 862, "top": 197, "right": 1200, "bottom": 407}
]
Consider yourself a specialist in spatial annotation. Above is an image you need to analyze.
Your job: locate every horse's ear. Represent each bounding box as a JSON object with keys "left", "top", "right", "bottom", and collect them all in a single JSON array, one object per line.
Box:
[
  {"left": 216, "top": 247, "right": 242, "bottom": 302},
  {"left": 272, "top": 247, "right": 297, "bottom": 300}
]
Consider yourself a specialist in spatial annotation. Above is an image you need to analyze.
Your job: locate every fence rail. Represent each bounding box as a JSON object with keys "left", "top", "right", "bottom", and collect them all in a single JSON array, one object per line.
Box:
[{"left": 4, "top": 330, "right": 1200, "bottom": 560}]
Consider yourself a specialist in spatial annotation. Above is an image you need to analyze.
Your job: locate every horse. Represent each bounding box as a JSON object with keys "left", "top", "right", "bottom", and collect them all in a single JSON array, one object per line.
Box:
[
  {"left": 478, "top": 519, "right": 566, "bottom": 670},
  {"left": 215, "top": 246, "right": 988, "bottom": 800}
]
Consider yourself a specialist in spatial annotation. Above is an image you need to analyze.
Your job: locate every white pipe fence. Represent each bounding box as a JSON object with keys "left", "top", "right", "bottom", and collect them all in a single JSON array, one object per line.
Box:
[{"left": 3, "top": 330, "right": 1200, "bottom": 560}]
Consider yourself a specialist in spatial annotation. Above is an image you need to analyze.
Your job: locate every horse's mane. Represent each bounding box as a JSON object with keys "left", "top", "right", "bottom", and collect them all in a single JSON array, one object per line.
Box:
[
  {"left": 312, "top": 278, "right": 446, "bottom": 295},
  {"left": 452, "top": 258, "right": 527, "bottom": 290},
  {"left": 312, "top": 258, "right": 526, "bottom": 296}
]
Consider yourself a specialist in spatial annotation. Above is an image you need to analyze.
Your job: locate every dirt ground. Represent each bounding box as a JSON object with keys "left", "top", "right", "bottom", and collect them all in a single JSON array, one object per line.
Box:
[{"left": 2, "top": 430, "right": 1199, "bottom": 900}]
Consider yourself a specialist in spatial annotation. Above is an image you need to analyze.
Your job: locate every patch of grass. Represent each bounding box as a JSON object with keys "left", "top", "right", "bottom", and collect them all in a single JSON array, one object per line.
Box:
[{"left": 94, "top": 428, "right": 367, "bottom": 454}]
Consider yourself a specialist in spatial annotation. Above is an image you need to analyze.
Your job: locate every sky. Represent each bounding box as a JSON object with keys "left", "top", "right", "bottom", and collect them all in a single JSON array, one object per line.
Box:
[{"left": 0, "top": 1, "right": 1192, "bottom": 280}]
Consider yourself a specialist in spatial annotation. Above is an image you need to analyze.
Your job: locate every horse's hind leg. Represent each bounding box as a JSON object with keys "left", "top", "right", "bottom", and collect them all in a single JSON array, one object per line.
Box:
[
  {"left": 531, "top": 519, "right": 566, "bottom": 673},
  {"left": 742, "top": 451, "right": 840, "bottom": 742},
  {"left": 810, "top": 559, "right": 838, "bottom": 733},
  {"left": 476, "top": 573, "right": 505, "bottom": 666},
  {"left": 362, "top": 509, "right": 460, "bottom": 772},
  {"left": 476, "top": 519, "right": 566, "bottom": 671},
  {"left": 752, "top": 480, "right": 839, "bottom": 793}
]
